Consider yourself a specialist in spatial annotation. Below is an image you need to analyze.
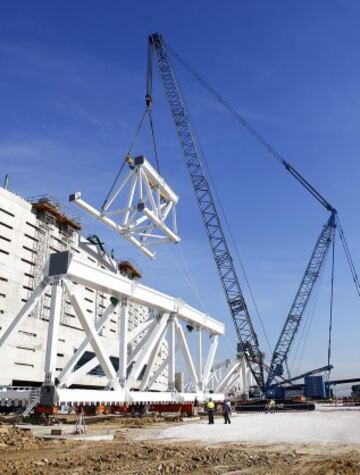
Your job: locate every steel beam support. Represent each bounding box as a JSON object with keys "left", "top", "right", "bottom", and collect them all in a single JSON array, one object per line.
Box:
[
  {"left": 63, "top": 280, "right": 118, "bottom": 387},
  {"left": 215, "top": 361, "right": 241, "bottom": 393},
  {"left": 196, "top": 328, "right": 203, "bottom": 390},
  {"left": 174, "top": 318, "right": 199, "bottom": 389},
  {"left": 63, "top": 253, "right": 224, "bottom": 335},
  {"left": 127, "top": 313, "right": 170, "bottom": 386},
  {"left": 71, "top": 195, "right": 155, "bottom": 259},
  {"left": 202, "top": 334, "right": 218, "bottom": 389},
  {"left": 127, "top": 319, "right": 158, "bottom": 364},
  {"left": 118, "top": 298, "right": 129, "bottom": 387},
  {"left": 139, "top": 331, "right": 167, "bottom": 390},
  {"left": 0, "top": 277, "right": 50, "bottom": 351},
  {"left": 168, "top": 316, "right": 176, "bottom": 391},
  {"left": 44, "top": 280, "right": 63, "bottom": 384},
  {"left": 58, "top": 301, "right": 117, "bottom": 386},
  {"left": 128, "top": 317, "right": 154, "bottom": 343}
]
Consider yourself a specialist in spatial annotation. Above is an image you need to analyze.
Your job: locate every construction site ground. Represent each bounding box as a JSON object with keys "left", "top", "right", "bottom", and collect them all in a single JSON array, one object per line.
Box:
[{"left": 1, "top": 411, "right": 360, "bottom": 474}]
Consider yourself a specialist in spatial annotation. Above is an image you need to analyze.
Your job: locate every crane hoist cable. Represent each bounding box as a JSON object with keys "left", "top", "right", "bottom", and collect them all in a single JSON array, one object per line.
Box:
[
  {"left": 101, "top": 107, "right": 149, "bottom": 211},
  {"left": 164, "top": 40, "right": 335, "bottom": 214},
  {"left": 291, "top": 253, "right": 327, "bottom": 376},
  {"left": 327, "top": 231, "right": 336, "bottom": 371},
  {"left": 149, "top": 33, "right": 265, "bottom": 390},
  {"left": 174, "top": 68, "right": 272, "bottom": 355},
  {"left": 163, "top": 39, "right": 360, "bottom": 381},
  {"left": 102, "top": 68, "right": 161, "bottom": 211},
  {"left": 102, "top": 41, "right": 162, "bottom": 211},
  {"left": 165, "top": 41, "right": 360, "bottom": 301},
  {"left": 336, "top": 215, "right": 360, "bottom": 298},
  {"left": 196, "top": 133, "right": 273, "bottom": 356}
]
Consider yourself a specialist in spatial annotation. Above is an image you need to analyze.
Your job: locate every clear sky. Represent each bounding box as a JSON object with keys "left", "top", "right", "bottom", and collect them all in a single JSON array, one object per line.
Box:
[{"left": 1, "top": 1, "right": 360, "bottom": 385}]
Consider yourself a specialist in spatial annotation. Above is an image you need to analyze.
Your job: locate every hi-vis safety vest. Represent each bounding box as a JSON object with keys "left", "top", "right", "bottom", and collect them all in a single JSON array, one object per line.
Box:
[{"left": 207, "top": 401, "right": 215, "bottom": 410}]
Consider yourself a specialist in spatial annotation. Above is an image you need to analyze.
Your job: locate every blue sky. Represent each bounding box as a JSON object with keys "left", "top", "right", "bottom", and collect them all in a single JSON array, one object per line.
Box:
[{"left": 1, "top": 1, "right": 360, "bottom": 385}]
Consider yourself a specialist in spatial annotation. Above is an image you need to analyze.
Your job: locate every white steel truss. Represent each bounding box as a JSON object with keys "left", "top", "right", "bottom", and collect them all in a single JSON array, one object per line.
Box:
[
  {"left": 184, "top": 356, "right": 253, "bottom": 398},
  {"left": 0, "top": 251, "right": 225, "bottom": 407},
  {"left": 70, "top": 156, "right": 180, "bottom": 260}
]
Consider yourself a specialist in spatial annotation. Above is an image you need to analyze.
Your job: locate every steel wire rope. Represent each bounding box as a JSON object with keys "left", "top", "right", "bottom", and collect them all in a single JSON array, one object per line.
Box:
[
  {"left": 292, "top": 251, "right": 329, "bottom": 376},
  {"left": 148, "top": 110, "right": 161, "bottom": 173},
  {"left": 166, "top": 40, "right": 360, "bottom": 306},
  {"left": 177, "top": 244, "right": 208, "bottom": 313},
  {"left": 295, "top": 271, "right": 324, "bottom": 375},
  {"left": 336, "top": 215, "right": 360, "bottom": 298},
  {"left": 289, "top": 247, "right": 328, "bottom": 375},
  {"left": 164, "top": 246, "right": 206, "bottom": 312},
  {"left": 173, "top": 70, "right": 273, "bottom": 356},
  {"left": 164, "top": 41, "right": 334, "bottom": 212},
  {"left": 327, "top": 232, "right": 336, "bottom": 371},
  {"left": 101, "top": 108, "right": 149, "bottom": 210},
  {"left": 163, "top": 40, "right": 360, "bottom": 373},
  {"left": 165, "top": 40, "right": 360, "bottom": 305},
  {"left": 146, "top": 37, "right": 161, "bottom": 174}
]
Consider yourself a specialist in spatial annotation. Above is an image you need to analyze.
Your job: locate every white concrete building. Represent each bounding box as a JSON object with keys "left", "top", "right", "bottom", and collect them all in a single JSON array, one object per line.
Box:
[{"left": 0, "top": 186, "right": 167, "bottom": 390}]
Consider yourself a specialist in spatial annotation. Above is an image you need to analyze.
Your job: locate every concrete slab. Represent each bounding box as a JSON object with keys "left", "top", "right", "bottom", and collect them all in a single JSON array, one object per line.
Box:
[{"left": 149, "top": 411, "right": 360, "bottom": 445}]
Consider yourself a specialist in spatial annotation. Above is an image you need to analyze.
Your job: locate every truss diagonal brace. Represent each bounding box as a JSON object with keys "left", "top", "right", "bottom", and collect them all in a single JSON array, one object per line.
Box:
[
  {"left": 0, "top": 276, "right": 50, "bottom": 351},
  {"left": 58, "top": 301, "right": 118, "bottom": 387},
  {"left": 63, "top": 279, "right": 118, "bottom": 387}
]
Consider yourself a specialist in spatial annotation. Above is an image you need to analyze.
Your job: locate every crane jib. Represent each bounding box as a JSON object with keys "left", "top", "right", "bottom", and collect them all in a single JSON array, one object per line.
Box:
[
  {"left": 266, "top": 211, "right": 337, "bottom": 388},
  {"left": 149, "top": 33, "right": 265, "bottom": 390}
]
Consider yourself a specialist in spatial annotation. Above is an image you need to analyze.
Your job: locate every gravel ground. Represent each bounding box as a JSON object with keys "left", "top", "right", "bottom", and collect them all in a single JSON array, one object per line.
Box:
[{"left": 1, "top": 413, "right": 360, "bottom": 474}]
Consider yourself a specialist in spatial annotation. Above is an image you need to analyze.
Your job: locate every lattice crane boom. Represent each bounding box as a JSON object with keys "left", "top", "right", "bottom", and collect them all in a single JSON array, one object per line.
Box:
[
  {"left": 266, "top": 211, "right": 337, "bottom": 388},
  {"left": 148, "top": 33, "right": 265, "bottom": 390}
]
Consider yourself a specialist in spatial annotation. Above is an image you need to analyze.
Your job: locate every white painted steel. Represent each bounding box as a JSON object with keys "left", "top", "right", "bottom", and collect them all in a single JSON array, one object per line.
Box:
[
  {"left": 58, "top": 302, "right": 117, "bottom": 387},
  {"left": 215, "top": 361, "right": 241, "bottom": 393},
  {"left": 139, "top": 332, "right": 167, "bottom": 391},
  {"left": 127, "top": 314, "right": 170, "bottom": 385},
  {"left": 0, "top": 276, "right": 50, "bottom": 351},
  {"left": 168, "top": 317, "right": 176, "bottom": 391},
  {"left": 63, "top": 280, "right": 119, "bottom": 387},
  {"left": 44, "top": 280, "right": 63, "bottom": 384},
  {"left": 71, "top": 156, "right": 180, "bottom": 259},
  {"left": 71, "top": 195, "right": 155, "bottom": 259},
  {"left": 66, "top": 254, "right": 224, "bottom": 335},
  {"left": 0, "top": 250, "right": 231, "bottom": 407},
  {"left": 174, "top": 318, "right": 199, "bottom": 390},
  {"left": 202, "top": 335, "right": 218, "bottom": 387},
  {"left": 118, "top": 298, "right": 129, "bottom": 387},
  {"left": 140, "top": 158, "right": 179, "bottom": 204},
  {"left": 196, "top": 328, "right": 203, "bottom": 389},
  {"left": 55, "top": 388, "right": 224, "bottom": 405}
]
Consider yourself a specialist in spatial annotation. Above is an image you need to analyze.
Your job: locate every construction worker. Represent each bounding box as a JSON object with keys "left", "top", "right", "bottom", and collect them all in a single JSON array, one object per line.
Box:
[
  {"left": 206, "top": 398, "right": 215, "bottom": 424},
  {"left": 267, "top": 399, "right": 276, "bottom": 414},
  {"left": 223, "top": 398, "right": 232, "bottom": 424},
  {"left": 193, "top": 396, "right": 199, "bottom": 417}
]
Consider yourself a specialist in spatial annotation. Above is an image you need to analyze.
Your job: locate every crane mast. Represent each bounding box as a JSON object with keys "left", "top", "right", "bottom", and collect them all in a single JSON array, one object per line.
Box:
[
  {"left": 266, "top": 211, "right": 336, "bottom": 388},
  {"left": 148, "top": 33, "right": 265, "bottom": 389}
]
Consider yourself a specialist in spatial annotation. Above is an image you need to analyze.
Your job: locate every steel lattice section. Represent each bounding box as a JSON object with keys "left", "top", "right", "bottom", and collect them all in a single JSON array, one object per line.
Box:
[
  {"left": 150, "top": 33, "right": 265, "bottom": 390},
  {"left": 266, "top": 212, "right": 336, "bottom": 388}
]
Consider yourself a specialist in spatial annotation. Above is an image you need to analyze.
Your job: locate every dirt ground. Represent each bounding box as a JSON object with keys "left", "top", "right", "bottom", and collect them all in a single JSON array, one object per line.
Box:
[{"left": 1, "top": 420, "right": 360, "bottom": 474}]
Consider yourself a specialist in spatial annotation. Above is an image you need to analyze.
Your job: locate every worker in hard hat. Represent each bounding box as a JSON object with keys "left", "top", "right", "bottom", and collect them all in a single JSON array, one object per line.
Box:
[
  {"left": 223, "top": 398, "right": 232, "bottom": 424},
  {"left": 267, "top": 399, "right": 276, "bottom": 414},
  {"left": 206, "top": 398, "right": 215, "bottom": 424}
]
